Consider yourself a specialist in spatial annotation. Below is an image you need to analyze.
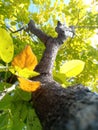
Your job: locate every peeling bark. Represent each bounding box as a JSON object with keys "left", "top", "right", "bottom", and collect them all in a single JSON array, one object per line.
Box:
[{"left": 27, "top": 20, "right": 98, "bottom": 130}]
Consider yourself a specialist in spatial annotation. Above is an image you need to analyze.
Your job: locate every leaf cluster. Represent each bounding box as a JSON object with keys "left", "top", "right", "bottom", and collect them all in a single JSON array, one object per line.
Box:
[{"left": 0, "top": 29, "right": 42, "bottom": 129}]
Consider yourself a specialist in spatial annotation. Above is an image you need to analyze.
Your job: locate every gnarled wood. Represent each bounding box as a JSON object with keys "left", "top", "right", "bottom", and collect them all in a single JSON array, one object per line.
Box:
[{"left": 27, "top": 20, "right": 98, "bottom": 130}]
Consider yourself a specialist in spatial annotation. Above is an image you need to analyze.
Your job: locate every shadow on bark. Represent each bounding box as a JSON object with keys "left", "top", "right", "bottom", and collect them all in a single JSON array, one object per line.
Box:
[{"left": 27, "top": 20, "right": 98, "bottom": 130}]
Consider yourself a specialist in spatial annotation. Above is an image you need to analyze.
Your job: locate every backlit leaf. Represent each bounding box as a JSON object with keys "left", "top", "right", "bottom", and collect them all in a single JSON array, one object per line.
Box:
[
  {"left": 60, "top": 60, "right": 85, "bottom": 77},
  {"left": 12, "top": 45, "right": 37, "bottom": 70},
  {"left": 18, "top": 77, "right": 40, "bottom": 92},
  {"left": 0, "top": 28, "right": 14, "bottom": 63},
  {"left": 53, "top": 71, "right": 66, "bottom": 84},
  {"left": 10, "top": 66, "right": 39, "bottom": 78}
]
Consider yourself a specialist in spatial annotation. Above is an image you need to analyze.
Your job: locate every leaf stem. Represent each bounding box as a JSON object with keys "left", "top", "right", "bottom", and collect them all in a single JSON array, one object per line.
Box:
[{"left": 4, "top": 63, "right": 9, "bottom": 82}]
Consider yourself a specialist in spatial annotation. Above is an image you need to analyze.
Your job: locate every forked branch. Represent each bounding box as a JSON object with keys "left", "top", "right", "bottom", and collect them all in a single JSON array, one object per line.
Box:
[
  {"left": 27, "top": 20, "right": 98, "bottom": 130},
  {"left": 27, "top": 20, "right": 74, "bottom": 77}
]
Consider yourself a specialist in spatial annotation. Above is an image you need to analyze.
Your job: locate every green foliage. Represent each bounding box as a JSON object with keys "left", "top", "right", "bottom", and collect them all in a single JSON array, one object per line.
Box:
[
  {"left": 27, "top": 108, "right": 42, "bottom": 130},
  {"left": 0, "top": 112, "right": 10, "bottom": 130},
  {"left": 0, "top": 0, "right": 98, "bottom": 129},
  {"left": 0, "top": 33, "right": 41, "bottom": 129},
  {"left": 0, "top": 86, "right": 42, "bottom": 130}
]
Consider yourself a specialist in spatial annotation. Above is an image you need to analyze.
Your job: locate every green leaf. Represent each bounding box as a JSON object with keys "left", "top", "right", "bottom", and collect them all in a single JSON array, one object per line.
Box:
[
  {"left": 27, "top": 108, "right": 42, "bottom": 130},
  {"left": 9, "top": 66, "right": 39, "bottom": 78},
  {"left": 53, "top": 71, "right": 66, "bottom": 84},
  {"left": 20, "top": 102, "right": 28, "bottom": 121},
  {"left": 0, "top": 94, "right": 12, "bottom": 110},
  {"left": 0, "top": 83, "right": 13, "bottom": 110},
  {"left": 10, "top": 101, "right": 26, "bottom": 130},
  {"left": 0, "top": 112, "right": 9, "bottom": 130},
  {"left": 11, "top": 88, "right": 31, "bottom": 101},
  {"left": 10, "top": 21, "right": 17, "bottom": 25},
  {"left": 0, "top": 28, "right": 14, "bottom": 63},
  {"left": 16, "top": 89, "right": 31, "bottom": 101},
  {"left": 11, "top": 120, "right": 25, "bottom": 130},
  {"left": 11, "top": 117, "right": 25, "bottom": 130},
  {"left": 60, "top": 60, "right": 85, "bottom": 77},
  {"left": 0, "top": 82, "right": 6, "bottom": 91}
]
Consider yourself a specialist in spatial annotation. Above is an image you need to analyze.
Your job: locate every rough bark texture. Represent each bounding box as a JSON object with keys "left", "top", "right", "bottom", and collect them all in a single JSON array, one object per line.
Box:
[{"left": 27, "top": 20, "right": 98, "bottom": 130}]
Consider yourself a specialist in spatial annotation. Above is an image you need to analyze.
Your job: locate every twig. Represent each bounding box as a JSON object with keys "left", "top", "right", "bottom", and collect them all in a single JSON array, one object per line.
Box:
[
  {"left": 0, "top": 81, "right": 19, "bottom": 100},
  {"left": 6, "top": 25, "right": 28, "bottom": 33},
  {"left": 75, "top": 25, "right": 98, "bottom": 29}
]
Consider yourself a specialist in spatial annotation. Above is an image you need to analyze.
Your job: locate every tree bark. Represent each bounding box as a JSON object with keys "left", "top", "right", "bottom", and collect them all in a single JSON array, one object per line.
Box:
[{"left": 27, "top": 20, "right": 98, "bottom": 130}]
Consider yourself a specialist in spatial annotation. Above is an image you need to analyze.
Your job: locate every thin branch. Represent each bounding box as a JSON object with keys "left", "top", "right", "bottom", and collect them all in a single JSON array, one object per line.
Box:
[
  {"left": 6, "top": 21, "right": 98, "bottom": 36},
  {"left": 75, "top": 25, "right": 98, "bottom": 29},
  {"left": 28, "top": 20, "right": 49, "bottom": 44},
  {"left": 6, "top": 25, "right": 28, "bottom": 33},
  {"left": 0, "top": 81, "right": 19, "bottom": 100}
]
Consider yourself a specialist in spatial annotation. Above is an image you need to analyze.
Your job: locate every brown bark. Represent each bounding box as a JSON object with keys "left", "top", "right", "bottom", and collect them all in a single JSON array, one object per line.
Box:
[{"left": 27, "top": 20, "right": 98, "bottom": 130}]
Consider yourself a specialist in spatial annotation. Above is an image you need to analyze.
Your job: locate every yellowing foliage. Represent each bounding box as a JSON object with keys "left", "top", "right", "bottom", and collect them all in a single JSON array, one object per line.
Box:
[
  {"left": 0, "top": 28, "right": 14, "bottom": 63},
  {"left": 12, "top": 45, "right": 37, "bottom": 70},
  {"left": 11, "top": 45, "right": 40, "bottom": 92},
  {"left": 18, "top": 77, "right": 40, "bottom": 92},
  {"left": 60, "top": 60, "right": 85, "bottom": 77}
]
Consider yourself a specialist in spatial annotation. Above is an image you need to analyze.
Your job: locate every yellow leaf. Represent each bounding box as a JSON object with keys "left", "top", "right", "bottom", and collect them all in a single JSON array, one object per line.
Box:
[
  {"left": 9, "top": 66, "right": 40, "bottom": 78},
  {"left": 12, "top": 45, "right": 37, "bottom": 70},
  {"left": 0, "top": 28, "right": 14, "bottom": 63},
  {"left": 18, "top": 77, "right": 41, "bottom": 92},
  {"left": 60, "top": 60, "right": 85, "bottom": 77}
]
